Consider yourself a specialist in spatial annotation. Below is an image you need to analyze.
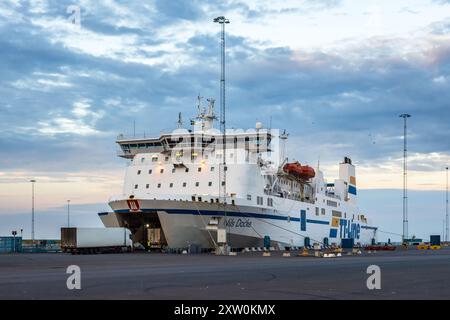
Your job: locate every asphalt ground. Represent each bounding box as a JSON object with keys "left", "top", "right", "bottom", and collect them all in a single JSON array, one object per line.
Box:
[{"left": 0, "top": 247, "right": 449, "bottom": 300}]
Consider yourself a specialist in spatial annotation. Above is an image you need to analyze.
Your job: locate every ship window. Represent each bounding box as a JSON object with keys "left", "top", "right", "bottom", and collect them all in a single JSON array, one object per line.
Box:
[
  {"left": 148, "top": 169, "right": 152, "bottom": 174},
  {"left": 195, "top": 182, "right": 199, "bottom": 187},
  {"left": 224, "top": 166, "right": 228, "bottom": 171},
  {"left": 146, "top": 184, "right": 149, "bottom": 189},
  {"left": 185, "top": 168, "right": 189, "bottom": 173},
  {"left": 183, "top": 182, "right": 187, "bottom": 187},
  {"left": 172, "top": 168, "right": 176, "bottom": 173},
  {"left": 267, "top": 198, "right": 273, "bottom": 207},
  {"left": 198, "top": 167, "right": 202, "bottom": 172},
  {"left": 157, "top": 183, "right": 161, "bottom": 188},
  {"left": 327, "top": 200, "right": 337, "bottom": 207},
  {"left": 160, "top": 169, "right": 164, "bottom": 174},
  {"left": 208, "top": 182, "right": 212, "bottom": 187},
  {"left": 332, "top": 210, "right": 342, "bottom": 217},
  {"left": 257, "top": 196, "right": 263, "bottom": 205},
  {"left": 211, "top": 167, "right": 215, "bottom": 172},
  {"left": 152, "top": 156, "right": 158, "bottom": 162},
  {"left": 165, "top": 156, "right": 169, "bottom": 162},
  {"left": 315, "top": 207, "right": 319, "bottom": 216},
  {"left": 221, "top": 181, "right": 225, "bottom": 186},
  {"left": 141, "top": 157, "right": 145, "bottom": 163},
  {"left": 134, "top": 184, "right": 138, "bottom": 189},
  {"left": 321, "top": 208, "right": 326, "bottom": 215},
  {"left": 169, "top": 183, "right": 173, "bottom": 188},
  {"left": 247, "top": 194, "right": 252, "bottom": 201},
  {"left": 137, "top": 170, "right": 141, "bottom": 175}
]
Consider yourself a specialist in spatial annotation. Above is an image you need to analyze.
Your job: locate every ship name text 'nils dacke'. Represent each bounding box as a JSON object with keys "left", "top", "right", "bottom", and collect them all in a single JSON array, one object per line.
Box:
[{"left": 98, "top": 99, "right": 378, "bottom": 250}]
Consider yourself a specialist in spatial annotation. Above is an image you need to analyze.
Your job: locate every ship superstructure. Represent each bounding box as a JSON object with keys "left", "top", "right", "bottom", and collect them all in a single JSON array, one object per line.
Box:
[{"left": 99, "top": 99, "right": 378, "bottom": 250}]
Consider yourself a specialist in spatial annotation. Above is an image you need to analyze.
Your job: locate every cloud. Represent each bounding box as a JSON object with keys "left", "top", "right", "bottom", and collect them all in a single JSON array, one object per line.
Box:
[{"left": 0, "top": 0, "right": 449, "bottom": 197}]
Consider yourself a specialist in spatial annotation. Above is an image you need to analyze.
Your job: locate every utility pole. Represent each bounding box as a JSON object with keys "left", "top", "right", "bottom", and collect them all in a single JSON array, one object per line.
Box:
[
  {"left": 30, "top": 179, "right": 36, "bottom": 244},
  {"left": 399, "top": 114, "right": 411, "bottom": 243},
  {"left": 446, "top": 167, "right": 448, "bottom": 242},
  {"left": 67, "top": 200, "right": 71, "bottom": 228},
  {"left": 214, "top": 16, "right": 230, "bottom": 252}
]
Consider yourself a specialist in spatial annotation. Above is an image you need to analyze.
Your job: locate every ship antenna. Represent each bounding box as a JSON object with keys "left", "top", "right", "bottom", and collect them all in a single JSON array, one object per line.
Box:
[
  {"left": 214, "top": 16, "right": 230, "bottom": 253},
  {"left": 197, "top": 94, "right": 204, "bottom": 116},
  {"left": 177, "top": 112, "right": 183, "bottom": 128}
]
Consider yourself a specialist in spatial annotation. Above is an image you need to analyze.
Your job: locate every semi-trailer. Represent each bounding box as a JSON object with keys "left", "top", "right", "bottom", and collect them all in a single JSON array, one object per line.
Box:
[{"left": 61, "top": 227, "right": 132, "bottom": 254}]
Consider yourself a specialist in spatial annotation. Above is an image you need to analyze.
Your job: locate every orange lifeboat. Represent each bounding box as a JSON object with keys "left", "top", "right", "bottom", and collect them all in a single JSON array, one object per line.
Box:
[{"left": 283, "top": 162, "right": 315, "bottom": 180}]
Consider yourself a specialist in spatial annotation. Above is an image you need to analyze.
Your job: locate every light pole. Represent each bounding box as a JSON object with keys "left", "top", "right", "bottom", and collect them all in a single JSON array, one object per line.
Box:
[
  {"left": 399, "top": 114, "right": 411, "bottom": 243},
  {"left": 67, "top": 200, "right": 71, "bottom": 228},
  {"left": 214, "top": 16, "right": 230, "bottom": 251},
  {"left": 446, "top": 167, "right": 448, "bottom": 242},
  {"left": 30, "top": 179, "right": 36, "bottom": 244}
]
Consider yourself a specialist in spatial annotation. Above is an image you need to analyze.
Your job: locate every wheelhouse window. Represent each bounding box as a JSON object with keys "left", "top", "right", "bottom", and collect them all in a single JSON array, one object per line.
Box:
[
  {"left": 137, "top": 170, "right": 141, "bottom": 175},
  {"left": 148, "top": 169, "right": 152, "bottom": 174},
  {"left": 247, "top": 194, "right": 252, "bottom": 201}
]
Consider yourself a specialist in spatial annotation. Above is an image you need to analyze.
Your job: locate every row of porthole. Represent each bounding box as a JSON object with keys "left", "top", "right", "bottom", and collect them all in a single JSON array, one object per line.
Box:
[
  {"left": 136, "top": 166, "right": 223, "bottom": 175},
  {"left": 134, "top": 181, "right": 226, "bottom": 189}
]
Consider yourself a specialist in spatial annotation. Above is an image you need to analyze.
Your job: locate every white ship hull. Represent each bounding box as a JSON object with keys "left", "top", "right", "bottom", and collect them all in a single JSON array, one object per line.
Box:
[{"left": 101, "top": 198, "right": 377, "bottom": 249}]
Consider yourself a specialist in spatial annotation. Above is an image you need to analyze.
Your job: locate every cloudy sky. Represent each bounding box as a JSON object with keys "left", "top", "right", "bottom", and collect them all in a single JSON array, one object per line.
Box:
[{"left": 0, "top": 0, "right": 449, "bottom": 240}]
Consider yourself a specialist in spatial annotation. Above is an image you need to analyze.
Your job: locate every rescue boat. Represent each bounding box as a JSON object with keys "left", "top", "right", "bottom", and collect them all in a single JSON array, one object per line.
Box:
[{"left": 283, "top": 162, "right": 316, "bottom": 180}]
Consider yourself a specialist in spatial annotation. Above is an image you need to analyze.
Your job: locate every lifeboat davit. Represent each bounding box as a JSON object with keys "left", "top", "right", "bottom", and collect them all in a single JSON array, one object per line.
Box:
[{"left": 283, "top": 162, "right": 315, "bottom": 180}]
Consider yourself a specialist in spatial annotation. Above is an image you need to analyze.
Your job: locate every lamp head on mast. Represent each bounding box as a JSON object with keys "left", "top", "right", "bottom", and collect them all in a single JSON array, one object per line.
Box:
[{"left": 213, "top": 16, "right": 230, "bottom": 24}]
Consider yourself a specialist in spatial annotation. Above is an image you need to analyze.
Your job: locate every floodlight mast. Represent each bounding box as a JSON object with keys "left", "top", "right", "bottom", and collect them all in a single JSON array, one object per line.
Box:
[
  {"left": 214, "top": 16, "right": 230, "bottom": 248},
  {"left": 399, "top": 114, "right": 411, "bottom": 243}
]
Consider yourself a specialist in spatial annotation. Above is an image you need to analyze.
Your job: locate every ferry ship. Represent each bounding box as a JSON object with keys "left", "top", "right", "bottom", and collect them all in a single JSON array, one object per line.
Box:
[{"left": 98, "top": 99, "right": 378, "bottom": 250}]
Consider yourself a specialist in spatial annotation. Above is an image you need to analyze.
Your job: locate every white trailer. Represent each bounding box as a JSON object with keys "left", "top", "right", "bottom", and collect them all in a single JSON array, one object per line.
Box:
[{"left": 61, "top": 227, "right": 132, "bottom": 254}]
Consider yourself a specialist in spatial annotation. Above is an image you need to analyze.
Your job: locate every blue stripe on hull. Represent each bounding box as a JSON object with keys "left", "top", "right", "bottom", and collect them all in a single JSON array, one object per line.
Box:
[{"left": 113, "top": 208, "right": 330, "bottom": 225}]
